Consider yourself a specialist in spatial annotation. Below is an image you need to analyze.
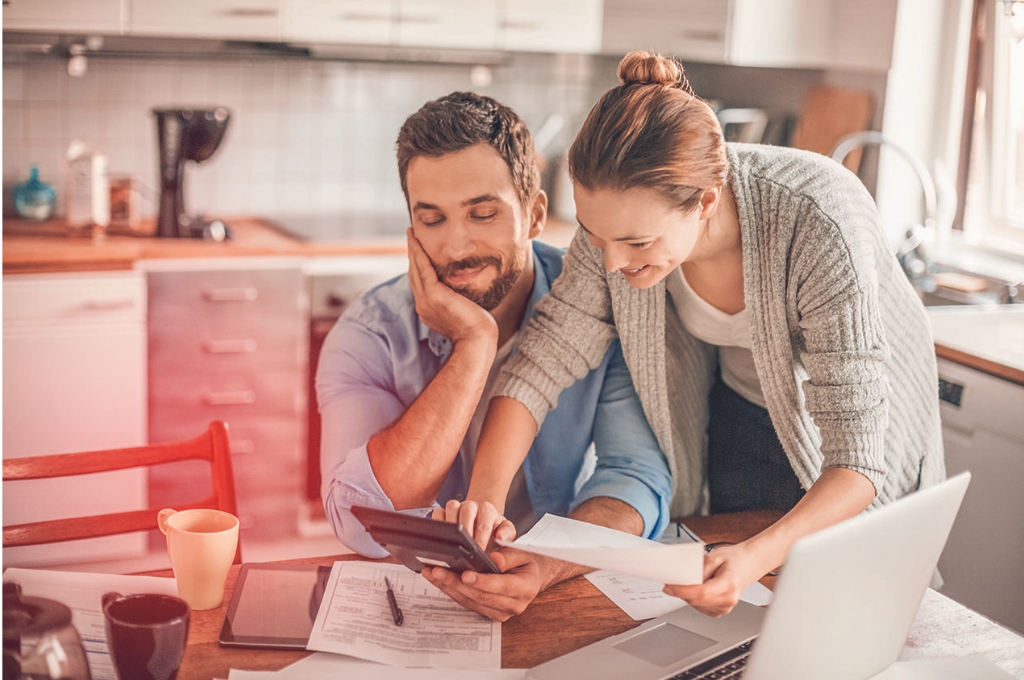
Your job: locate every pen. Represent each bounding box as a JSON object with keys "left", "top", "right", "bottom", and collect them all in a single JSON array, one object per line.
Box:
[{"left": 384, "top": 576, "right": 404, "bottom": 626}]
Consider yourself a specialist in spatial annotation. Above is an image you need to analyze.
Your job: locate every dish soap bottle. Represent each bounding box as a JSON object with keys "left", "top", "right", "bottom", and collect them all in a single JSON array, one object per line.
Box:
[{"left": 14, "top": 166, "right": 57, "bottom": 221}]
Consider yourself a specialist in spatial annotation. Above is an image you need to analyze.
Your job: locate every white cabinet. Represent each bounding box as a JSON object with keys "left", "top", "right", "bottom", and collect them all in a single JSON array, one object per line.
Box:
[
  {"left": 602, "top": 0, "right": 733, "bottom": 64},
  {"left": 130, "top": 0, "right": 282, "bottom": 40},
  {"left": 935, "top": 357, "right": 1024, "bottom": 635},
  {"left": 498, "top": 0, "right": 603, "bottom": 54},
  {"left": 601, "top": 0, "right": 896, "bottom": 71},
  {"left": 2, "top": 271, "right": 148, "bottom": 567},
  {"left": 393, "top": 0, "right": 498, "bottom": 50},
  {"left": 2, "top": 0, "right": 126, "bottom": 34},
  {"left": 285, "top": 0, "right": 392, "bottom": 45},
  {"left": 285, "top": 0, "right": 499, "bottom": 50}
]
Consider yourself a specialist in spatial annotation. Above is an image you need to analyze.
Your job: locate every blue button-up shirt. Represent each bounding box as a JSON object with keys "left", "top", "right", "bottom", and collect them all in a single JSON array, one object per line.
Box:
[{"left": 316, "top": 240, "right": 671, "bottom": 557}]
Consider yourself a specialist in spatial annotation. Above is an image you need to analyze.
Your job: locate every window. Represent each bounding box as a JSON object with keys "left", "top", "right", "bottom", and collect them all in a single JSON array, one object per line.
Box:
[{"left": 961, "top": 0, "right": 1024, "bottom": 250}]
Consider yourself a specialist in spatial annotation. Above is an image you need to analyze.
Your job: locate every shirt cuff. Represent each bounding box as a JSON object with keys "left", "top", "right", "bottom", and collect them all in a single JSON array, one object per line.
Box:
[{"left": 571, "top": 462, "right": 671, "bottom": 540}]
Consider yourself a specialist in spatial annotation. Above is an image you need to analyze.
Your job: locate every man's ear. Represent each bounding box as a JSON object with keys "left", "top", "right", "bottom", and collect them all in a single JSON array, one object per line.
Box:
[{"left": 528, "top": 190, "right": 548, "bottom": 240}]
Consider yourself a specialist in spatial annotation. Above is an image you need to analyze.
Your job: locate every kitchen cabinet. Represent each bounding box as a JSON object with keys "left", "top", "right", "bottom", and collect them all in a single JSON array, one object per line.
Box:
[
  {"left": 2, "top": 0, "right": 126, "bottom": 34},
  {"left": 601, "top": 0, "right": 896, "bottom": 71},
  {"left": 285, "top": 0, "right": 392, "bottom": 45},
  {"left": 130, "top": 0, "right": 282, "bottom": 41},
  {"left": 144, "top": 258, "right": 308, "bottom": 543},
  {"left": 392, "top": 0, "right": 498, "bottom": 50},
  {"left": 498, "top": 0, "right": 603, "bottom": 54},
  {"left": 2, "top": 270, "right": 148, "bottom": 567},
  {"left": 285, "top": 0, "right": 498, "bottom": 50}
]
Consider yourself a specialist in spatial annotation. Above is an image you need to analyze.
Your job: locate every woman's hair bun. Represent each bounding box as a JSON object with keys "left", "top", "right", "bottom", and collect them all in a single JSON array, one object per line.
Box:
[{"left": 617, "top": 50, "right": 686, "bottom": 88}]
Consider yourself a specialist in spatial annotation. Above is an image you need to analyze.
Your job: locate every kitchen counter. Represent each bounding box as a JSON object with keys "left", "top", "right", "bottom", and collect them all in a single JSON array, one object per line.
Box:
[
  {"left": 2, "top": 216, "right": 579, "bottom": 274},
  {"left": 929, "top": 306, "right": 1024, "bottom": 386},
  {"left": 2, "top": 217, "right": 408, "bottom": 274}
]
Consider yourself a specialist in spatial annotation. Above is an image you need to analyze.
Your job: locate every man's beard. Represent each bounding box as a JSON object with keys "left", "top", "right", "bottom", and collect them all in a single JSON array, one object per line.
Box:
[{"left": 436, "top": 249, "right": 527, "bottom": 311}]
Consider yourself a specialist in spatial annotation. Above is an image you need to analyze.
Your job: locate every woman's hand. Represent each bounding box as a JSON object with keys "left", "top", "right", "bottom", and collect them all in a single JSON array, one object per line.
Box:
[
  {"left": 433, "top": 499, "right": 516, "bottom": 550},
  {"left": 662, "top": 542, "right": 768, "bottom": 617}
]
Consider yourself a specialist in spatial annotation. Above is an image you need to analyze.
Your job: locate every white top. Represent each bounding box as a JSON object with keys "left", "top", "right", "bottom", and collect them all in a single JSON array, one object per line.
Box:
[{"left": 666, "top": 268, "right": 766, "bottom": 408}]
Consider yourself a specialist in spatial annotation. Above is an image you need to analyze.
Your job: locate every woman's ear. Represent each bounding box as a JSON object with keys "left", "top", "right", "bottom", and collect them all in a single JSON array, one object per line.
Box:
[
  {"left": 528, "top": 190, "right": 548, "bottom": 239},
  {"left": 698, "top": 186, "right": 722, "bottom": 220}
]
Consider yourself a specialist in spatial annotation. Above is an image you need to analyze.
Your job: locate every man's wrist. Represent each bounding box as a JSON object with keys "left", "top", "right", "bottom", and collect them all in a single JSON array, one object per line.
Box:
[
  {"left": 537, "top": 553, "right": 589, "bottom": 590},
  {"left": 451, "top": 323, "right": 499, "bottom": 353}
]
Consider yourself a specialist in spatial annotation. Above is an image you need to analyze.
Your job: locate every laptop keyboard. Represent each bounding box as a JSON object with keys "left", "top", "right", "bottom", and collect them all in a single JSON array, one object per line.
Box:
[{"left": 670, "top": 639, "right": 753, "bottom": 680}]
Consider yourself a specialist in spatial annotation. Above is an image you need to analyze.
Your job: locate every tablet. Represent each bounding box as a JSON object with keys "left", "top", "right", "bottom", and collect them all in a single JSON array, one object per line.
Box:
[
  {"left": 218, "top": 563, "right": 331, "bottom": 649},
  {"left": 350, "top": 504, "right": 501, "bottom": 574}
]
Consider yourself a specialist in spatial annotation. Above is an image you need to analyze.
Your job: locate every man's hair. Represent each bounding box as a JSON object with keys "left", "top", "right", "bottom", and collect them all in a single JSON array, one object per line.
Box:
[{"left": 396, "top": 91, "right": 541, "bottom": 209}]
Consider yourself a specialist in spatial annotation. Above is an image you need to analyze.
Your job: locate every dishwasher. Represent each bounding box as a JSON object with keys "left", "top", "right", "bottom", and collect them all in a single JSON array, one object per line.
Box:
[{"left": 935, "top": 356, "right": 1024, "bottom": 635}]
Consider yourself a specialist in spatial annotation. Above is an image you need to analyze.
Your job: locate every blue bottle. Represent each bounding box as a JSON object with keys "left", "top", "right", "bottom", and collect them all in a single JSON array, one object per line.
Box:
[{"left": 14, "top": 166, "right": 57, "bottom": 220}]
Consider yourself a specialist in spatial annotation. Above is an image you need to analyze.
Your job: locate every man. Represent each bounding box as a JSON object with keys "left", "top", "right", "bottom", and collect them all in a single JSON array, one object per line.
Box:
[{"left": 316, "top": 91, "right": 671, "bottom": 620}]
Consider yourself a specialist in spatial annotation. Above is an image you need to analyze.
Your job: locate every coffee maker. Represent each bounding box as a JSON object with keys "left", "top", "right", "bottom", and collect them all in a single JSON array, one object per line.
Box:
[{"left": 153, "top": 107, "right": 231, "bottom": 240}]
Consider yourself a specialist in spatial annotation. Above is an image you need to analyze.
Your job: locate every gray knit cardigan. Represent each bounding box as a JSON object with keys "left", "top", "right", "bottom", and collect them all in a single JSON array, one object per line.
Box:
[{"left": 498, "top": 143, "right": 945, "bottom": 518}]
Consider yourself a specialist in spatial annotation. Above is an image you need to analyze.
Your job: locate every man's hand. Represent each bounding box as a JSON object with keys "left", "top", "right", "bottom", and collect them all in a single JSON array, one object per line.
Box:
[
  {"left": 432, "top": 500, "right": 515, "bottom": 551},
  {"left": 407, "top": 228, "right": 497, "bottom": 347},
  {"left": 426, "top": 496, "right": 643, "bottom": 621},
  {"left": 422, "top": 549, "right": 578, "bottom": 622}
]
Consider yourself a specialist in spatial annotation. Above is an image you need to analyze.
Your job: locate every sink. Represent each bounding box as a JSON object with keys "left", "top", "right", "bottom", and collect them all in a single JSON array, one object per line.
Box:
[
  {"left": 917, "top": 288, "right": 1000, "bottom": 307},
  {"left": 914, "top": 266, "right": 1020, "bottom": 307}
]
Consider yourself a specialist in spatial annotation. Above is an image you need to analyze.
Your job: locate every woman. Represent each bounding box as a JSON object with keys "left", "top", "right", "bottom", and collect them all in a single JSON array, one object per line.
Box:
[{"left": 456, "top": 51, "right": 944, "bottom": 616}]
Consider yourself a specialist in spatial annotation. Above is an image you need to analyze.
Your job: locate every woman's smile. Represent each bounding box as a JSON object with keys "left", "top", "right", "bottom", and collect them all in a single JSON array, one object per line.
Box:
[{"left": 621, "top": 265, "right": 650, "bottom": 277}]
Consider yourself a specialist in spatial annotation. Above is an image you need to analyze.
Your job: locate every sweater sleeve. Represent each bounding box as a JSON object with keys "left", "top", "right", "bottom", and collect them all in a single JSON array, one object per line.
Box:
[
  {"left": 497, "top": 228, "right": 620, "bottom": 428},
  {"left": 789, "top": 182, "right": 891, "bottom": 493}
]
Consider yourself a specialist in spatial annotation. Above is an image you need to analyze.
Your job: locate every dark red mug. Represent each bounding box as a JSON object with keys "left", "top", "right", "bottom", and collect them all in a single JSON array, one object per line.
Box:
[{"left": 102, "top": 592, "right": 190, "bottom": 680}]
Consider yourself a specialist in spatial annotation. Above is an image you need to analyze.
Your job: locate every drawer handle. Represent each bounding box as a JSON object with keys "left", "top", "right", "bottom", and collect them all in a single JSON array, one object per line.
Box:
[
  {"left": 224, "top": 7, "right": 278, "bottom": 18},
  {"left": 203, "top": 338, "right": 258, "bottom": 354},
  {"left": 204, "top": 287, "right": 258, "bottom": 302},
  {"left": 500, "top": 19, "right": 542, "bottom": 30},
  {"left": 82, "top": 298, "right": 137, "bottom": 311},
  {"left": 203, "top": 390, "right": 256, "bottom": 406}
]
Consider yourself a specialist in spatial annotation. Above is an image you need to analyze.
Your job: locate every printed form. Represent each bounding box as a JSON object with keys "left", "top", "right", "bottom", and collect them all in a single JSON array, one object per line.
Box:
[
  {"left": 2, "top": 567, "right": 178, "bottom": 680},
  {"left": 497, "top": 514, "right": 705, "bottom": 585},
  {"left": 307, "top": 561, "right": 500, "bottom": 670}
]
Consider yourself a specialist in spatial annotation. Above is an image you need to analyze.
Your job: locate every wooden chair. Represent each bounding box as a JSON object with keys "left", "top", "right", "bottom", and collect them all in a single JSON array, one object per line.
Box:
[{"left": 3, "top": 420, "right": 242, "bottom": 564}]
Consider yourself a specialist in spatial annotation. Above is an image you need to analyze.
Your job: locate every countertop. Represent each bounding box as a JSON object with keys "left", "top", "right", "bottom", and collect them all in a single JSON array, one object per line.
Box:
[
  {"left": 1, "top": 217, "right": 407, "bottom": 274},
  {"left": 929, "top": 305, "right": 1024, "bottom": 386},
  {"left": 2, "top": 215, "right": 579, "bottom": 274}
]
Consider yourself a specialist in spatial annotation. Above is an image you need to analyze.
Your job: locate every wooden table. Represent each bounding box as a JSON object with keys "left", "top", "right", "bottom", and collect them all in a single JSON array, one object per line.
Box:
[
  {"left": 168, "top": 511, "right": 783, "bottom": 679},
  {"left": 164, "top": 510, "right": 1024, "bottom": 679}
]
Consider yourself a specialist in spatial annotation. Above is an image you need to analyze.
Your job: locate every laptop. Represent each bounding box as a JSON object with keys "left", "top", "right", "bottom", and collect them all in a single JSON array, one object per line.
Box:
[{"left": 528, "top": 471, "right": 972, "bottom": 680}]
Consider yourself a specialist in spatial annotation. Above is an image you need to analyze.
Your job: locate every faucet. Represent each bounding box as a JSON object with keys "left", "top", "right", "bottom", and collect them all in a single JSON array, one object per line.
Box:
[{"left": 830, "top": 131, "right": 939, "bottom": 284}]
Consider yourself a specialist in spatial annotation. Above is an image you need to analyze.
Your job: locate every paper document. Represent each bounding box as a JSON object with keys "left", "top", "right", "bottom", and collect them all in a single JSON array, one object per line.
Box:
[
  {"left": 496, "top": 514, "right": 704, "bottom": 585},
  {"left": 585, "top": 571, "right": 773, "bottom": 620},
  {"left": 2, "top": 567, "right": 178, "bottom": 680},
  {"left": 228, "top": 652, "right": 526, "bottom": 679},
  {"left": 306, "top": 561, "right": 500, "bottom": 670}
]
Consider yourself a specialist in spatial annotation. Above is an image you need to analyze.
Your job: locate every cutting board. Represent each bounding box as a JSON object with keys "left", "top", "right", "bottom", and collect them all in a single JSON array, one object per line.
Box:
[{"left": 791, "top": 84, "right": 875, "bottom": 171}]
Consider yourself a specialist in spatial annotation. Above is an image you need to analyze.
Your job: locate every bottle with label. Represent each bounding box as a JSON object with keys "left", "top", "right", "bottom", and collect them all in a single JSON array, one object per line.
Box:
[
  {"left": 65, "top": 140, "right": 110, "bottom": 236},
  {"left": 13, "top": 166, "right": 57, "bottom": 221}
]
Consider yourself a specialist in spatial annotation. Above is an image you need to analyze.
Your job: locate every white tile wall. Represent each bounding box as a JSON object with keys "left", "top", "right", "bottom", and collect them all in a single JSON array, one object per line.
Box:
[{"left": 3, "top": 52, "right": 615, "bottom": 223}]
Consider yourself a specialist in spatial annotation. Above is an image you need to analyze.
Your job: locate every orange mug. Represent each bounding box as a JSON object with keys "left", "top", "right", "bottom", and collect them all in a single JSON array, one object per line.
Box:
[{"left": 157, "top": 508, "right": 238, "bottom": 610}]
